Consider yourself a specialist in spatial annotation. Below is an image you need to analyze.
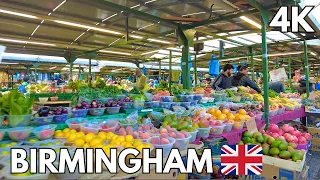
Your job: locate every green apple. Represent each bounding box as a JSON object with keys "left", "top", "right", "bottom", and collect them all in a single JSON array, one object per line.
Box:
[
  {"left": 1, "top": 151, "right": 10, "bottom": 155},
  {"left": 55, "top": 142, "right": 61, "bottom": 145},
  {"left": 28, "top": 138, "right": 39, "bottom": 143},
  {"left": 12, "top": 170, "right": 31, "bottom": 176},
  {"left": 10, "top": 142, "right": 17, "bottom": 146},
  {"left": 39, "top": 143, "right": 46, "bottom": 146},
  {"left": 47, "top": 142, "right": 53, "bottom": 146}
]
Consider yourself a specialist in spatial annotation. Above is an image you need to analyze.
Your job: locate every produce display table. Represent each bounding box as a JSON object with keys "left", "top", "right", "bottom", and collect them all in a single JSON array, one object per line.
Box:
[
  {"left": 122, "top": 108, "right": 163, "bottom": 114},
  {"left": 86, "top": 114, "right": 127, "bottom": 120},
  {"left": 209, "top": 108, "right": 306, "bottom": 145}
]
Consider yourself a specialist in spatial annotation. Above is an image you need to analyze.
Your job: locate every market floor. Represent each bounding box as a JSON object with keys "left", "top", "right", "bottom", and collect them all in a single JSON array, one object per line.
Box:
[{"left": 306, "top": 151, "right": 320, "bottom": 179}]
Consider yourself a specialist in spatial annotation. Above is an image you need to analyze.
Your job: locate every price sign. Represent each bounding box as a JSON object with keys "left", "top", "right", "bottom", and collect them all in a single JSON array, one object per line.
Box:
[
  {"left": 270, "top": 68, "right": 288, "bottom": 82},
  {"left": 246, "top": 118, "right": 258, "bottom": 133}
]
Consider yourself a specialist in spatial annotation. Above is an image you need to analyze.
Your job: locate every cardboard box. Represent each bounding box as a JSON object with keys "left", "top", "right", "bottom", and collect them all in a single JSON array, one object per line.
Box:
[
  {"left": 262, "top": 154, "right": 306, "bottom": 172},
  {"left": 308, "top": 127, "right": 320, "bottom": 152},
  {"left": 239, "top": 164, "right": 310, "bottom": 180}
]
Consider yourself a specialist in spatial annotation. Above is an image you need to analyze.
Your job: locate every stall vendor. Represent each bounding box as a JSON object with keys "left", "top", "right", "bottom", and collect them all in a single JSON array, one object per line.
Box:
[
  {"left": 135, "top": 68, "right": 148, "bottom": 91},
  {"left": 232, "top": 65, "right": 262, "bottom": 93}
]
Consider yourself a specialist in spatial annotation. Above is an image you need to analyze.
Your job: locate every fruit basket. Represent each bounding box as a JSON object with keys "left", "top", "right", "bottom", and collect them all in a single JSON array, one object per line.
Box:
[
  {"left": 7, "top": 114, "right": 32, "bottom": 127},
  {"left": 7, "top": 127, "right": 33, "bottom": 141},
  {"left": 88, "top": 108, "right": 106, "bottom": 116},
  {"left": 223, "top": 122, "right": 234, "bottom": 132},
  {"left": 120, "top": 102, "right": 134, "bottom": 110},
  {"left": 53, "top": 114, "right": 69, "bottom": 124},
  {"left": 196, "top": 127, "right": 211, "bottom": 138},
  {"left": 133, "top": 100, "right": 145, "bottom": 110},
  {"left": 210, "top": 125, "right": 225, "bottom": 136},
  {"left": 80, "top": 123, "right": 101, "bottom": 134},
  {"left": 99, "top": 120, "right": 118, "bottom": 133},
  {"left": 105, "top": 107, "right": 120, "bottom": 115},
  {"left": 173, "top": 133, "right": 191, "bottom": 150},
  {"left": 72, "top": 109, "right": 88, "bottom": 118},
  {"left": 147, "top": 137, "right": 175, "bottom": 157},
  {"left": 33, "top": 116, "right": 54, "bottom": 126},
  {"left": 188, "top": 129, "right": 198, "bottom": 143},
  {"left": 33, "top": 124, "right": 57, "bottom": 140},
  {"left": 149, "top": 112, "right": 166, "bottom": 122},
  {"left": 65, "top": 118, "right": 87, "bottom": 131},
  {"left": 232, "top": 121, "right": 245, "bottom": 130}
]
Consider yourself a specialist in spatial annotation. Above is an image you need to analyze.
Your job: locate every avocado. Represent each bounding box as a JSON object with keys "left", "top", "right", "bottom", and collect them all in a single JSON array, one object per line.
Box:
[
  {"left": 279, "top": 151, "right": 292, "bottom": 159},
  {"left": 256, "top": 135, "right": 264, "bottom": 143},
  {"left": 262, "top": 144, "right": 270, "bottom": 155},
  {"left": 269, "top": 147, "right": 280, "bottom": 156},
  {"left": 253, "top": 132, "right": 262, "bottom": 138},
  {"left": 278, "top": 142, "right": 288, "bottom": 151},
  {"left": 242, "top": 137, "right": 252, "bottom": 144},
  {"left": 271, "top": 140, "right": 282, "bottom": 148},
  {"left": 243, "top": 131, "right": 253, "bottom": 138}
]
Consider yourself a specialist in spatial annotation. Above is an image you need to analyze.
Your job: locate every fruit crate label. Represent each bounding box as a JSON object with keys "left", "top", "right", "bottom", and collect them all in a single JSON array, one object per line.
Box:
[{"left": 246, "top": 118, "right": 258, "bottom": 133}]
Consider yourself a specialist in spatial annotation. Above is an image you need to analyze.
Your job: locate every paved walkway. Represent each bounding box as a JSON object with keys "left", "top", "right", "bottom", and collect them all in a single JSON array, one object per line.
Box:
[{"left": 306, "top": 151, "right": 320, "bottom": 179}]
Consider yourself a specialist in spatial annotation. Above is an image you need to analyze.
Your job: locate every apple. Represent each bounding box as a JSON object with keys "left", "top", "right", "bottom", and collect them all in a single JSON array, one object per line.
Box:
[
  {"left": 28, "top": 138, "right": 39, "bottom": 143},
  {"left": 1, "top": 151, "right": 10, "bottom": 155}
]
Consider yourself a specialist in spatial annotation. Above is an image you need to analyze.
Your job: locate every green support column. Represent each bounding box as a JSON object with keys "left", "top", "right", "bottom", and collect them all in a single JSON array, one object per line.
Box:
[
  {"left": 64, "top": 53, "right": 77, "bottom": 81},
  {"left": 177, "top": 27, "right": 191, "bottom": 89},
  {"left": 288, "top": 58, "right": 293, "bottom": 92},
  {"left": 303, "top": 40, "right": 310, "bottom": 97},
  {"left": 261, "top": 14, "right": 270, "bottom": 129},
  {"left": 78, "top": 65, "right": 81, "bottom": 80},
  {"left": 24, "top": 65, "right": 31, "bottom": 77},
  {"left": 159, "top": 60, "right": 161, "bottom": 81},
  {"left": 249, "top": 47, "right": 254, "bottom": 81},
  {"left": 194, "top": 54, "right": 198, "bottom": 87},
  {"left": 86, "top": 52, "right": 97, "bottom": 86},
  {"left": 169, "top": 50, "right": 172, "bottom": 94},
  {"left": 219, "top": 40, "right": 224, "bottom": 58},
  {"left": 32, "top": 62, "right": 40, "bottom": 82}
]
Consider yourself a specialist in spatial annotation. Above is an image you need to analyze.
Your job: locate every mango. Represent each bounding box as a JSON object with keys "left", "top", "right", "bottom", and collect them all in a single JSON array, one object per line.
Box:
[
  {"left": 269, "top": 147, "right": 280, "bottom": 156},
  {"left": 267, "top": 137, "right": 275, "bottom": 145},
  {"left": 278, "top": 142, "right": 288, "bottom": 151},
  {"left": 243, "top": 131, "right": 252, "bottom": 138},
  {"left": 262, "top": 144, "right": 270, "bottom": 155},
  {"left": 242, "top": 137, "right": 252, "bottom": 144},
  {"left": 271, "top": 140, "right": 282, "bottom": 148},
  {"left": 279, "top": 151, "right": 291, "bottom": 159},
  {"left": 288, "top": 142, "right": 297, "bottom": 149},
  {"left": 292, "top": 151, "right": 303, "bottom": 162},
  {"left": 252, "top": 132, "right": 262, "bottom": 138},
  {"left": 256, "top": 135, "right": 264, "bottom": 144}
]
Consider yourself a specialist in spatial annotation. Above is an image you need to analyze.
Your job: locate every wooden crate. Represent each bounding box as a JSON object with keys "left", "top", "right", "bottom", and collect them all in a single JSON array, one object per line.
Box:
[
  {"left": 262, "top": 154, "right": 306, "bottom": 172},
  {"left": 308, "top": 127, "right": 320, "bottom": 152}
]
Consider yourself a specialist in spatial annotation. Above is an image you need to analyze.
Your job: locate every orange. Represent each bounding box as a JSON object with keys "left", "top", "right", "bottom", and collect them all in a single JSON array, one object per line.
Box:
[
  {"left": 222, "top": 109, "right": 229, "bottom": 114},
  {"left": 239, "top": 109, "right": 247, "bottom": 115},
  {"left": 214, "top": 110, "right": 222, "bottom": 116},
  {"left": 212, "top": 116, "right": 217, "bottom": 120},
  {"left": 238, "top": 115, "right": 246, "bottom": 122},
  {"left": 208, "top": 108, "right": 215, "bottom": 115},
  {"left": 217, "top": 114, "right": 226, "bottom": 121}
]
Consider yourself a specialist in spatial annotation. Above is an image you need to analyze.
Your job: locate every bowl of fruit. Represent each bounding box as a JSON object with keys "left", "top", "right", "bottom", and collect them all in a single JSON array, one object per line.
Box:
[
  {"left": 33, "top": 124, "right": 57, "bottom": 140},
  {"left": 52, "top": 107, "right": 69, "bottom": 124},
  {"left": 65, "top": 118, "right": 87, "bottom": 131},
  {"left": 119, "top": 119, "right": 137, "bottom": 128},
  {"left": 33, "top": 107, "right": 54, "bottom": 126},
  {"left": 210, "top": 122, "right": 225, "bottom": 136},
  {"left": 7, "top": 114, "right": 33, "bottom": 127},
  {"left": 223, "top": 121, "right": 234, "bottom": 132},
  {"left": 118, "top": 96, "right": 134, "bottom": 110},
  {"left": 88, "top": 100, "right": 105, "bottom": 116},
  {"left": 71, "top": 101, "right": 90, "bottom": 118},
  {"left": 147, "top": 137, "right": 175, "bottom": 157},
  {"left": 0, "top": 129, "right": 5, "bottom": 141},
  {"left": 172, "top": 131, "right": 192, "bottom": 150},
  {"left": 80, "top": 123, "right": 101, "bottom": 135},
  {"left": 8, "top": 127, "right": 33, "bottom": 141},
  {"left": 100, "top": 120, "right": 118, "bottom": 133},
  {"left": 105, "top": 100, "right": 121, "bottom": 114},
  {"left": 133, "top": 100, "right": 145, "bottom": 110}
]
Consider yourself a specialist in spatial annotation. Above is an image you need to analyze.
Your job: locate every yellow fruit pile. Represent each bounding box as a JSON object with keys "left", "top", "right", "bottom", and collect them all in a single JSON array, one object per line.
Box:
[
  {"left": 234, "top": 109, "right": 251, "bottom": 122},
  {"left": 207, "top": 108, "right": 235, "bottom": 121},
  {"left": 54, "top": 128, "right": 152, "bottom": 156}
]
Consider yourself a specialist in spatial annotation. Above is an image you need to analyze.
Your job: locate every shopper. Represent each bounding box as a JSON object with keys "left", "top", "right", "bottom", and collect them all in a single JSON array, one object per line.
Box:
[
  {"left": 135, "top": 68, "right": 148, "bottom": 91},
  {"left": 269, "top": 81, "right": 285, "bottom": 93},
  {"left": 232, "top": 65, "right": 262, "bottom": 93},
  {"left": 212, "top": 64, "right": 234, "bottom": 90},
  {"left": 298, "top": 75, "right": 315, "bottom": 94}
]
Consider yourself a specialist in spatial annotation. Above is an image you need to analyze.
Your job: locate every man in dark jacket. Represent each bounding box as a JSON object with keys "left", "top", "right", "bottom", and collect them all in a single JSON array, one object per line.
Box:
[
  {"left": 232, "top": 65, "right": 262, "bottom": 93},
  {"left": 212, "top": 64, "right": 234, "bottom": 90}
]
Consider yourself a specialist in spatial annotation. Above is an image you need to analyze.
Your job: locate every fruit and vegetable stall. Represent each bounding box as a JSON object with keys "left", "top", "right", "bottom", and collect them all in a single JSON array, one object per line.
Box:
[{"left": 0, "top": 85, "right": 317, "bottom": 179}]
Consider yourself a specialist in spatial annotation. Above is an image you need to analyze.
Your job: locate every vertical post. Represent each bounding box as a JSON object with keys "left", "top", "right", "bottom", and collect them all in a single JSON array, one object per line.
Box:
[
  {"left": 78, "top": 65, "right": 81, "bottom": 80},
  {"left": 194, "top": 54, "right": 198, "bottom": 87},
  {"left": 261, "top": 17, "right": 270, "bottom": 129},
  {"left": 89, "top": 59, "right": 92, "bottom": 84},
  {"left": 288, "top": 58, "right": 293, "bottom": 92},
  {"left": 181, "top": 44, "right": 190, "bottom": 89},
  {"left": 249, "top": 47, "right": 254, "bottom": 81},
  {"left": 159, "top": 60, "right": 161, "bottom": 81},
  {"left": 304, "top": 40, "right": 310, "bottom": 97},
  {"left": 69, "top": 63, "right": 73, "bottom": 80},
  {"left": 219, "top": 40, "right": 224, "bottom": 58},
  {"left": 86, "top": 52, "right": 97, "bottom": 86},
  {"left": 32, "top": 62, "right": 40, "bottom": 83},
  {"left": 125, "top": 16, "right": 129, "bottom": 42},
  {"left": 169, "top": 50, "right": 172, "bottom": 94}
]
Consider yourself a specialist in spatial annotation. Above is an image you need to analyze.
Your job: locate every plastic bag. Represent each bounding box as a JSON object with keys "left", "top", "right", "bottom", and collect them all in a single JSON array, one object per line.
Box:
[
  {"left": 141, "top": 117, "right": 151, "bottom": 124},
  {"left": 144, "top": 92, "right": 153, "bottom": 102},
  {"left": 163, "top": 108, "right": 174, "bottom": 115},
  {"left": 172, "top": 106, "right": 186, "bottom": 113},
  {"left": 126, "top": 110, "right": 138, "bottom": 123}
]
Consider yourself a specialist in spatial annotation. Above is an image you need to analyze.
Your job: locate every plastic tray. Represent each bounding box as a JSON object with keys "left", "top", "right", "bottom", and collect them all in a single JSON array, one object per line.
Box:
[
  {"left": 105, "top": 107, "right": 120, "bottom": 115},
  {"left": 173, "top": 134, "right": 191, "bottom": 150},
  {"left": 147, "top": 137, "right": 175, "bottom": 157},
  {"left": 72, "top": 109, "right": 88, "bottom": 118},
  {"left": 65, "top": 118, "right": 87, "bottom": 131},
  {"left": 7, "top": 127, "right": 33, "bottom": 141},
  {"left": 33, "top": 124, "right": 57, "bottom": 140},
  {"left": 196, "top": 127, "right": 211, "bottom": 138},
  {"left": 210, "top": 125, "right": 225, "bottom": 136},
  {"left": 53, "top": 114, "right": 69, "bottom": 124},
  {"left": 7, "top": 114, "right": 32, "bottom": 127},
  {"left": 160, "top": 96, "right": 174, "bottom": 102},
  {"left": 89, "top": 108, "right": 106, "bottom": 116},
  {"left": 80, "top": 123, "right": 101, "bottom": 134},
  {"left": 33, "top": 116, "right": 54, "bottom": 126}
]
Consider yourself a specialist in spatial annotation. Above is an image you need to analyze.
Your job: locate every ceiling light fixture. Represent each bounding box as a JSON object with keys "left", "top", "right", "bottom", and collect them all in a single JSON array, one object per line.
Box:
[
  {"left": 138, "top": 23, "right": 154, "bottom": 30},
  {"left": 310, "top": 51, "right": 317, "bottom": 56},
  {"left": 99, "top": 50, "right": 131, "bottom": 56},
  {"left": 74, "top": 32, "right": 85, "bottom": 42},
  {"left": 52, "top": 0, "right": 66, "bottom": 12},
  {"left": 141, "top": 50, "right": 159, "bottom": 55},
  {"left": 54, "top": 20, "right": 122, "bottom": 35},
  {"left": 130, "top": 4, "right": 140, "bottom": 9},
  {"left": 49, "top": 66, "right": 57, "bottom": 70},
  {"left": 130, "top": 35, "right": 143, "bottom": 39},
  {"left": 147, "top": 38, "right": 171, "bottom": 44},
  {"left": 0, "top": 38, "right": 56, "bottom": 46},
  {"left": 145, "top": 0, "right": 157, "bottom": 4},
  {"left": 240, "top": 16, "right": 262, "bottom": 29},
  {"left": 31, "top": 25, "right": 40, "bottom": 36},
  {"left": 102, "top": 13, "right": 118, "bottom": 22},
  {"left": 0, "top": 9, "right": 38, "bottom": 19}
]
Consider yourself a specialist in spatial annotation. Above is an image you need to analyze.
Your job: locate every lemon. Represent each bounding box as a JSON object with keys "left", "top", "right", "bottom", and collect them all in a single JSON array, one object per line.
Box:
[
  {"left": 70, "top": 129, "right": 77, "bottom": 133},
  {"left": 104, "top": 144, "right": 114, "bottom": 149},
  {"left": 54, "top": 132, "right": 64, "bottom": 138},
  {"left": 124, "top": 143, "right": 134, "bottom": 148},
  {"left": 98, "top": 132, "right": 107, "bottom": 140},
  {"left": 135, "top": 144, "right": 144, "bottom": 152},
  {"left": 117, "top": 136, "right": 125, "bottom": 143},
  {"left": 64, "top": 132, "right": 71, "bottom": 138},
  {"left": 89, "top": 138, "right": 103, "bottom": 147},
  {"left": 67, "top": 133, "right": 77, "bottom": 142},
  {"left": 143, "top": 143, "right": 152, "bottom": 149},
  {"left": 111, "top": 135, "right": 118, "bottom": 141},
  {"left": 125, "top": 135, "right": 134, "bottom": 143},
  {"left": 74, "top": 138, "right": 85, "bottom": 147},
  {"left": 120, "top": 142, "right": 127, "bottom": 146},
  {"left": 55, "top": 130, "right": 62, "bottom": 135},
  {"left": 106, "top": 132, "right": 114, "bottom": 137},
  {"left": 133, "top": 139, "right": 142, "bottom": 147},
  {"left": 83, "top": 143, "right": 90, "bottom": 148},
  {"left": 75, "top": 133, "right": 83, "bottom": 138},
  {"left": 94, "top": 144, "right": 104, "bottom": 148},
  {"left": 110, "top": 140, "right": 120, "bottom": 146},
  {"left": 63, "top": 128, "right": 70, "bottom": 134},
  {"left": 78, "top": 132, "right": 85, "bottom": 137},
  {"left": 84, "top": 133, "right": 96, "bottom": 143}
]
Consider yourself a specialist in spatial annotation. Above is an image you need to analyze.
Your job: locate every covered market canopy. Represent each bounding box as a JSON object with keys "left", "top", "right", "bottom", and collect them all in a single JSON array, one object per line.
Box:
[{"left": 0, "top": 0, "right": 319, "bottom": 76}]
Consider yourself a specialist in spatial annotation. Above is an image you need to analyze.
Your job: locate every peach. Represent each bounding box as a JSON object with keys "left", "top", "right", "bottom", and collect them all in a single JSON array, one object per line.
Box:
[
  {"left": 138, "top": 126, "right": 143, "bottom": 131},
  {"left": 165, "top": 125, "right": 171, "bottom": 130},
  {"left": 119, "top": 131, "right": 127, "bottom": 136},
  {"left": 126, "top": 126, "right": 133, "bottom": 132},
  {"left": 176, "top": 133, "right": 185, "bottom": 139},
  {"left": 132, "top": 132, "right": 139, "bottom": 138},
  {"left": 151, "top": 137, "right": 160, "bottom": 145},
  {"left": 160, "top": 133, "right": 168, "bottom": 138},
  {"left": 159, "top": 128, "right": 168, "bottom": 134},
  {"left": 180, "top": 130, "right": 188, "bottom": 137},
  {"left": 169, "top": 132, "right": 177, "bottom": 138},
  {"left": 151, "top": 128, "right": 158, "bottom": 133},
  {"left": 142, "top": 125, "right": 150, "bottom": 131},
  {"left": 160, "top": 138, "right": 170, "bottom": 144}
]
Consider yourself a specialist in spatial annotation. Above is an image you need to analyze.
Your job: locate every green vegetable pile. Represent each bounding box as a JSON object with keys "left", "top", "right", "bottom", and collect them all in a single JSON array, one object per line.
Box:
[
  {"left": 104, "top": 86, "right": 122, "bottom": 97},
  {"left": 129, "top": 94, "right": 146, "bottom": 101},
  {"left": 262, "top": 90, "right": 279, "bottom": 98},
  {"left": 68, "top": 80, "right": 82, "bottom": 92},
  {"left": 171, "top": 85, "right": 184, "bottom": 95},
  {"left": 0, "top": 90, "right": 34, "bottom": 115},
  {"left": 157, "top": 81, "right": 169, "bottom": 91},
  {"left": 226, "top": 89, "right": 235, "bottom": 98},
  {"left": 129, "top": 86, "right": 143, "bottom": 94}
]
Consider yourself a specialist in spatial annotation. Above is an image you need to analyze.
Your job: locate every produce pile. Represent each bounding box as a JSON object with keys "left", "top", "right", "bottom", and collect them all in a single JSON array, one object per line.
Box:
[
  {"left": 239, "top": 123, "right": 311, "bottom": 162},
  {"left": 0, "top": 90, "right": 34, "bottom": 116}
]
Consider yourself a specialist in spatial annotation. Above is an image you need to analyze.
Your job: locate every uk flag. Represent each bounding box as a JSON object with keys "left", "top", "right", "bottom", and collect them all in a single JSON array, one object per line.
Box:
[{"left": 220, "top": 145, "right": 263, "bottom": 176}]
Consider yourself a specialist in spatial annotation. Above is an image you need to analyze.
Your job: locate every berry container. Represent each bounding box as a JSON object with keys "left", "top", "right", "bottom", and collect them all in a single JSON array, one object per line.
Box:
[
  {"left": 210, "top": 125, "right": 225, "bottom": 136},
  {"left": 65, "top": 118, "right": 87, "bottom": 131},
  {"left": 80, "top": 123, "right": 101, "bottom": 134},
  {"left": 99, "top": 120, "right": 118, "bottom": 133},
  {"left": 196, "top": 127, "right": 211, "bottom": 138},
  {"left": 120, "top": 102, "right": 134, "bottom": 110},
  {"left": 8, "top": 127, "right": 32, "bottom": 141},
  {"left": 33, "top": 124, "right": 57, "bottom": 140},
  {"left": 89, "top": 108, "right": 106, "bottom": 116},
  {"left": 133, "top": 100, "right": 145, "bottom": 110},
  {"left": 173, "top": 133, "right": 191, "bottom": 150},
  {"left": 147, "top": 137, "right": 175, "bottom": 157}
]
